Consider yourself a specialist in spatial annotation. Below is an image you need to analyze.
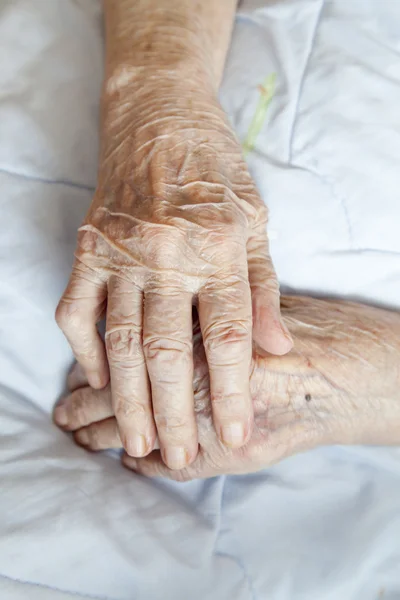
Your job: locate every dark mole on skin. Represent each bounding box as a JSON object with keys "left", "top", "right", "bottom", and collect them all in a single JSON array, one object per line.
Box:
[{"left": 305, "top": 394, "right": 312, "bottom": 402}]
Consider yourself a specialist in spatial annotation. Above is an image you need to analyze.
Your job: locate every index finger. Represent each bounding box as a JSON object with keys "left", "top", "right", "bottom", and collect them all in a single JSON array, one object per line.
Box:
[
  {"left": 55, "top": 263, "right": 109, "bottom": 389},
  {"left": 199, "top": 256, "right": 253, "bottom": 449}
]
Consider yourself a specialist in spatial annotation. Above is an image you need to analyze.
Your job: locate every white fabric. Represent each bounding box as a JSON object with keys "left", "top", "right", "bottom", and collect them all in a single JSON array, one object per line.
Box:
[{"left": 0, "top": 1, "right": 399, "bottom": 598}]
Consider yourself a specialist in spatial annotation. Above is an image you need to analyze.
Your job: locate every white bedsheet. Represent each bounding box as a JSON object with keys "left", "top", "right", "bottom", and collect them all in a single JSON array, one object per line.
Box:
[{"left": 0, "top": 1, "right": 399, "bottom": 598}]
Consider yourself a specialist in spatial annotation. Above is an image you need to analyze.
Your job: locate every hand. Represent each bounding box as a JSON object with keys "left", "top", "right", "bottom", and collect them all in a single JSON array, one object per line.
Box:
[
  {"left": 54, "top": 297, "right": 400, "bottom": 480},
  {"left": 55, "top": 77, "right": 292, "bottom": 470}
]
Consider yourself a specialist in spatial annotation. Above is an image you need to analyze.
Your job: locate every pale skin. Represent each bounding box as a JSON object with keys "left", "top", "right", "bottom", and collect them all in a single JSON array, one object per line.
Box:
[
  {"left": 56, "top": 0, "right": 293, "bottom": 471},
  {"left": 54, "top": 296, "right": 400, "bottom": 481}
]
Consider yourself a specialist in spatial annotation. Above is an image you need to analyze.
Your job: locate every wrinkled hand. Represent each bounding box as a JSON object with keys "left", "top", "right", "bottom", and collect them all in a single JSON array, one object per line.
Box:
[
  {"left": 56, "top": 310, "right": 298, "bottom": 480},
  {"left": 55, "top": 296, "right": 400, "bottom": 480},
  {"left": 56, "top": 79, "right": 292, "bottom": 469}
]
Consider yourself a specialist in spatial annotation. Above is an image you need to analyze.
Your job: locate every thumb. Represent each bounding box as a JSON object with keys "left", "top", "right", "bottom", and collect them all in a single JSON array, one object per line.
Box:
[{"left": 247, "top": 225, "right": 293, "bottom": 356}]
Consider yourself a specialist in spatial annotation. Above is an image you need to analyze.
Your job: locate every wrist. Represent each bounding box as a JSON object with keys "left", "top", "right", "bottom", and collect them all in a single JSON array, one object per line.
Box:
[
  {"left": 103, "top": 1, "right": 238, "bottom": 94},
  {"left": 105, "top": 61, "right": 216, "bottom": 98},
  {"left": 103, "top": 13, "right": 218, "bottom": 97},
  {"left": 98, "top": 75, "right": 230, "bottom": 182},
  {"left": 103, "top": 65, "right": 217, "bottom": 118}
]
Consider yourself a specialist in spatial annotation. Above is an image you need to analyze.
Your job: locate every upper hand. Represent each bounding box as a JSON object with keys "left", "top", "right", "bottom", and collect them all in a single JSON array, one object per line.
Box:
[{"left": 55, "top": 79, "right": 292, "bottom": 470}]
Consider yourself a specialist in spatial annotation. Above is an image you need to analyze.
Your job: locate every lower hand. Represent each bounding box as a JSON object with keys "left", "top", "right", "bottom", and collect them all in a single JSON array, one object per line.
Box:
[{"left": 54, "top": 296, "right": 400, "bottom": 480}]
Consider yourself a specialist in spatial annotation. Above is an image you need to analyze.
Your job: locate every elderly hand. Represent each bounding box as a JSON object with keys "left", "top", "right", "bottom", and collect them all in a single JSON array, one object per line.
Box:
[
  {"left": 55, "top": 297, "right": 400, "bottom": 480},
  {"left": 55, "top": 0, "right": 292, "bottom": 470},
  {"left": 55, "top": 81, "right": 292, "bottom": 470}
]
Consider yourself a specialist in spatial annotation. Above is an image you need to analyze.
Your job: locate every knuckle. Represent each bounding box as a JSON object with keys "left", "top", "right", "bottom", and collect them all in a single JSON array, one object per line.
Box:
[
  {"left": 86, "top": 426, "right": 101, "bottom": 450},
  {"left": 144, "top": 338, "right": 192, "bottom": 369},
  {"left": 202, "top": 193, "right": 244, "bottom": 229},
  {"left": 55, "top": 300, "right": 76, "bottom": 331},
  {"left": 220, "top": 212, "right": 244, "bottom": 236},
  {"left": 153, "top": 412, "right": 193, "bottom": 438},
  {"left": 69, "top": 388, "right": 92, "bottom": 427},
  {"left": 56, "top": 301, "right": 92, "bottom": 343},
  {"left": 210, "top": 392, "right": 248, "bottom": 414},
  {"left": 146, "top": 230, "right": 183, "bottom": 267},
  {"left": 106, "top": 328, "right": 142, "bottom": 363},
  {"left": 209, "top": 236, "right": 245, "bottom": 265},
  {"left": 203, "top": 272, "right": 249, "bottom": 301},
  {"left": 114, "top": 396, "right": 149, "bottom": 423},
  {"left": 204, "top": 321, "right": 251, "bottom": 357},
  {"left": 248, "top": 206, "right": 269, "bottom": 237},
  {"left": 76, "top": 229, "right": 99, "bottom": 254}
]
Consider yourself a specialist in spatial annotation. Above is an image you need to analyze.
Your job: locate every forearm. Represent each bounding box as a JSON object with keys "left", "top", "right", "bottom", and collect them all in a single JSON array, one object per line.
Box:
[{"left": 103, "top": 0, "right": 238, "bottom": 90}]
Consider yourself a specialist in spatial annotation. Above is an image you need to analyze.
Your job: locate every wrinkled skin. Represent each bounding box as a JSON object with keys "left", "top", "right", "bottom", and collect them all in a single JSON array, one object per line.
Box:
[
  {"left": 55, "top": 296, "right": 400, "bottom": 481},
  {"left": 55, "top": 79, "right": 292, "bottom": 470}
]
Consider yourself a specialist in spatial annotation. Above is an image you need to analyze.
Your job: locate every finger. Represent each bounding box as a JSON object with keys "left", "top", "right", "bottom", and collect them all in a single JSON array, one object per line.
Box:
[
  {"left": 53, "top": 385, "right": 113, "bottom": 431},
  {"left": 143, "top": 286, "right": 198, "bottom": 470},
  {"left": 56, "top": 262, "right": 109, "bottom": 389},
  {"left": 122, "top": 450, "right": 211, "bottom": 482},
  {"left": 106, "top": 276, "right": 156, "bottom": 458},
  {"left": 73, "top": 419, "right": 161, "bottom": 452},
  {"left": 247, "top": 223, "right": 293, "bottom": 355},
  {"left": 67, "top": 362, "right": 89, "bottom": 392},
  {"left": 74, "top": 418, "right": 122, "bottom": 451},
  {"left": 199, "top": 251, "right": 253, "bottom": 449}
]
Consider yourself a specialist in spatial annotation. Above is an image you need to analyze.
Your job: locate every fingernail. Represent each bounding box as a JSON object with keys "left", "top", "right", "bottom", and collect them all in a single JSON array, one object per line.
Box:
[
  {"left": 221, "top": 422, "right": 245, "bottom": 448},
  {"left": 164, "top": 447, "right": 188, "bottom": 470},
  {"left": 75, "top": 428, "right": 89, "bottom": 446},
  {"left": 128, "top": 435, "right": 147, "bottom": 458},
  {"left": 53, "top": 405, "right": 68, "bottom": 427}
]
